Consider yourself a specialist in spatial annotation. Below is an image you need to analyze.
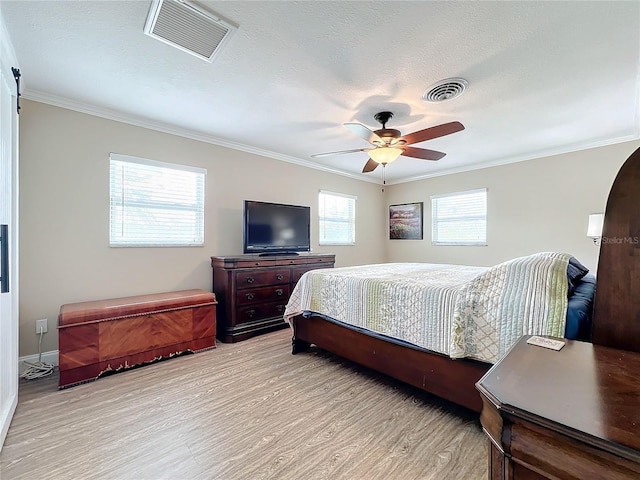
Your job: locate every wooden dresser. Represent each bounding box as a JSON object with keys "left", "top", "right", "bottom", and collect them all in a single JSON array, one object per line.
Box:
[
  {"left": 476, "top": 336, "right": 640, "bottom": 480},
  {"left": 58, "top": 289, "right": 217, "bottom": 388},
  {"left": 211, "top": 253, "right": 335, "bottom": 342}
]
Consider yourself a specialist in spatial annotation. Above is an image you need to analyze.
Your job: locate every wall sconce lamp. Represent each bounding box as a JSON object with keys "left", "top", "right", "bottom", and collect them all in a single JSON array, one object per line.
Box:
[{"left": 587, "top": 213, "right": 604, "bottom": 245}]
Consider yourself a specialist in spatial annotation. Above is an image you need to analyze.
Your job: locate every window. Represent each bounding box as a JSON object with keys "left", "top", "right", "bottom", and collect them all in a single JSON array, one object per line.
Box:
[
  {"left": 109, "top": 153, "right": 206, "bottom": 247},
  {"left": 431, "top": 188, "right": 487, "bottom": 245},
  {"left": 318, "top": 190, "right": 356, "bottom": 245}
]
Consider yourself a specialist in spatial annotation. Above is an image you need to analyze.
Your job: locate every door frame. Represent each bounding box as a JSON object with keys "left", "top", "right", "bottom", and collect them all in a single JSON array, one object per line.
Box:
[{"left": 0, "top": 13, "right": 20, "bottom": 451}]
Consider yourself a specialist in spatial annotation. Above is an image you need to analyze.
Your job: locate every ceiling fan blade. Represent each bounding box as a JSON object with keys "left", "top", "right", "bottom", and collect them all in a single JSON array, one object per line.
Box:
[
  {"left": 345, "top": 123, "right": 384, "bottom": 145},
  {"left": 400, "top": 121, "right": 465, "bottom": 146},
  {"left": 401, "top": 147, "right": 447, "bottom": 161},
  {"left": 311, "top": 148, "right": 368, "bottom": 158},
  {"left": 362, "top": 158, "right": 379, "bottom": 173}
]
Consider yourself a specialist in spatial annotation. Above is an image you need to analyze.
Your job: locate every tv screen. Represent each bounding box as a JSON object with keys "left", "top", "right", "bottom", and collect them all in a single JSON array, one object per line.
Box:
[{"left": 243, "top": 200, "right": 311, "bottom": 254}]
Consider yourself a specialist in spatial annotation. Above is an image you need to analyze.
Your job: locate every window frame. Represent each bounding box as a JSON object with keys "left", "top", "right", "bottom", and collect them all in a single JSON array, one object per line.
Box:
[
  {"left": 109, "top": 153, "right": 206, "bottom": 247},
  {"left": 318, "top": 190, "right": 356, "bottom": 246},
  {"left": 431, "top": 188, "right": 487, "bottom": 246}
]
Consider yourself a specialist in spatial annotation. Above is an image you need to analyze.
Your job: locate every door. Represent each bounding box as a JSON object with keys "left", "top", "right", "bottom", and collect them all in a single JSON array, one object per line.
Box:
[{"left": 0, "top": 59, "right": 19, "bottom": 450}]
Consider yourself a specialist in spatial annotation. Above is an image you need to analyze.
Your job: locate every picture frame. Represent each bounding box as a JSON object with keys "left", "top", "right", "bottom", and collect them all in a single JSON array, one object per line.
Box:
[{"left": 389, "top": 202, "right": 424, "bottom": 240}]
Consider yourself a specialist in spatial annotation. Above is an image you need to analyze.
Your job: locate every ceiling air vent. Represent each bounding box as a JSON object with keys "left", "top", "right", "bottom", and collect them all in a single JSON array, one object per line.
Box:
[
  {"left": 422, "top": 78, "right": 468, "bottom": 102},
  {"left": 144, "top": 0, "right": 236, "bottom": 63}
]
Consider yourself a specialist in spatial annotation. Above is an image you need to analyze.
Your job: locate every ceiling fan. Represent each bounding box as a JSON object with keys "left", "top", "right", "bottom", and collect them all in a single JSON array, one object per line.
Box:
[{"left": 312, "top": 111, "right": 465, "bottom": 173}]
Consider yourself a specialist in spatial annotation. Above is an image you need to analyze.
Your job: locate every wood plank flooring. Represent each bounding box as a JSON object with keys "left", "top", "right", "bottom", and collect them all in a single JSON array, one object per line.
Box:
[{"left": 0, "top": 329, "right": 487, "bottom": 480}]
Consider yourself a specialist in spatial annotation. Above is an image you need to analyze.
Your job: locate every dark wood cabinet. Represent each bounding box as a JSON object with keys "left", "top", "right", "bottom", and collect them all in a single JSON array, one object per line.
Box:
[
  {"left": 211, "top": 253, "right": 335, "bottom": 342},
  {"left": 476, "top": 336, "right": 640, "bottom": 480}
]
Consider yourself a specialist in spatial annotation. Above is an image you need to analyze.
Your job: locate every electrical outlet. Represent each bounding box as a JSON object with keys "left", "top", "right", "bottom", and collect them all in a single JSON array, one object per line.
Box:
[{"left": 35, "top": 318, "right": 48, "bottom": 334}]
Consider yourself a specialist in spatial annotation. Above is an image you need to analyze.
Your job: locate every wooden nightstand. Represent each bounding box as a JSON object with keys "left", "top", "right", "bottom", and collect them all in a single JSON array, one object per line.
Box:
[{"left": 476, "top": 335, "right": 640, "bottom": 480}]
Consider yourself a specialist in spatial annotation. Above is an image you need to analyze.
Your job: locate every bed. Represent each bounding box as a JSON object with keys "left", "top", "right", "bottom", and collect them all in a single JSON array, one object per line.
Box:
[
  {"left": 284, "top": 253, "right": 595, "bottom": 411},
  {"left": 285, "top": 145, "right": 640, "bottom": 413}
]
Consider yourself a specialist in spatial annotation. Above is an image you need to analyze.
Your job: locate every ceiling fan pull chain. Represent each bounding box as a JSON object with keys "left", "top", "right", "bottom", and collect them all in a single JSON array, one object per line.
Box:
[{"left": 382, "top": 164, "right": 386, "bottom": 192}]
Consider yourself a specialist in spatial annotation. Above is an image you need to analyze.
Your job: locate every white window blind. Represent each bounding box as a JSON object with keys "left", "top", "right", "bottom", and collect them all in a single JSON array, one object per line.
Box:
[
  {"left": 109, "top": 153, "right": 206, "bottom": 247},
  {"left": 319, "top": 190, "right": 356, "bottom": 245},
  {"left": 431, "top": 188, "right": 487, "bottom": 246}
]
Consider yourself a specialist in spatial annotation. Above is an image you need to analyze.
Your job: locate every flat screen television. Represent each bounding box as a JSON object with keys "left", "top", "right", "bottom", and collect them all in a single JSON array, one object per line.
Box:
[{"left": 243, "top": 200, "right": 311, "bottom": 255}]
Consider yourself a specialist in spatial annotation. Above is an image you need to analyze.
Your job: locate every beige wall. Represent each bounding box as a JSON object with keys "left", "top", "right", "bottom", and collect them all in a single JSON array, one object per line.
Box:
[
  {"left": 19, "top": 99, "right": 639, "bottom": 357},
  {"left": 19, "top": 100, "right": 386, "bottom": 356},
  {"left": 385, "top": 140, "right": 640, "bottom": 270}
]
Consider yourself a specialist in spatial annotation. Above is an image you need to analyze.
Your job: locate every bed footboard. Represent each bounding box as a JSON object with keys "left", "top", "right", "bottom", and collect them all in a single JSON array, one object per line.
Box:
[{"left": 291, "top": 314, "right": 489, "bottom": 412}]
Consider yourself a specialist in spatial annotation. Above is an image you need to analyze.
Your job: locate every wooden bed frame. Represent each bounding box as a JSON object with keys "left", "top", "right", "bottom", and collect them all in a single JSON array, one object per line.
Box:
[
  {"left": 292, "top": 315, "right": 489, "bottom": 411},
  {"left": 291, "top": 145, "right": 640, "bottom": 413}
]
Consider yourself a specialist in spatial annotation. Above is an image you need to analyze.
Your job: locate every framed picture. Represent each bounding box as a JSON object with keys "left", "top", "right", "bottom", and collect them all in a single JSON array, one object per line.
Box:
[{"left": 389, "top": 202, "right": 424, "bottom": 240}]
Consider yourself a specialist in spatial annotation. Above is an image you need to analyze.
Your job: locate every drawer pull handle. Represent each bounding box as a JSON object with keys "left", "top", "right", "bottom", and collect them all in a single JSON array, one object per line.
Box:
[
  {"left": 276, "top": 273, "right": 284, "bottom": 280},
  {"left": 246, "top": 293, "right": 255, "bottom": 301},
  {"left": 246, "top": 277, "right": 255, "bottom": 284},
  {"left": 246, "top": 309, "right": 255, "bottom": 318},
  {"left": 276, "top": 305, "right": 284, "bottom": 312},
  {"left": 276, "top": 289, "right": 284, "bottom": 296}
]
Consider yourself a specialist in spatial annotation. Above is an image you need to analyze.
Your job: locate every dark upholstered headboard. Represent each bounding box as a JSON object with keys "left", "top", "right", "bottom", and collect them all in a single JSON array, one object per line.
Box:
[{"left": 592, "top": 146, "right": 640, "bottom": 353}]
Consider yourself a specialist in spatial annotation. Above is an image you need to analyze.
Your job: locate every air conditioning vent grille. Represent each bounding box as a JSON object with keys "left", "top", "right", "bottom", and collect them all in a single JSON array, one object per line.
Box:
[
  {"left": 145, "top": 0, "right": 236, "bottom": 62},
  {"left": 423, "top": 78, "right": 468, "bottom": 102}
]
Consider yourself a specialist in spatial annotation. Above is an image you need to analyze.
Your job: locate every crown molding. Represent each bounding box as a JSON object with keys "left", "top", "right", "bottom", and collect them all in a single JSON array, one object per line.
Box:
[
  {"left": 387, "top": 131, "right": 640, "bottom": 186},
  {"left": 21, "top": 89, "right": 640, "bottom": 188},
  {"left": 390, "top": 60, "right": 640, "bottom": 185},
  {"left": 21, "top": 89, "right": 381, "bottom": 185}
]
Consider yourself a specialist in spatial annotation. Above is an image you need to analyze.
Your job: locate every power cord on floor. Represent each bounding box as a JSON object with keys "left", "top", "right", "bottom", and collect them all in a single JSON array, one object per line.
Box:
[{"left": 20, "top": 326, "right": 55, "bottom": 380}]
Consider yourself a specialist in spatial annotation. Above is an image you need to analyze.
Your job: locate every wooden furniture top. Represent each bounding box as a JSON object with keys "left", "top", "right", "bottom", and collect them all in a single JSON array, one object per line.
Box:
[
  {"left": 58, "top": 289, "right": 216, "bottom": 327},
  {"left": 593, "top": 145, "right": 640, "bottom": 353},
  {"left": 477, "top": 335, "right": 640, "bottom": 462},
  {"left": 211, "top": 253, "right": 335, "bottom": 269}
]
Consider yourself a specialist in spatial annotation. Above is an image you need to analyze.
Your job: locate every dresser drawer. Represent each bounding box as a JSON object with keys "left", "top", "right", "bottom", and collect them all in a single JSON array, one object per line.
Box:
[
  {"left": 292, "top": 265, "right": 329, "bottom": 284},
  {"left": 236, "top": 269, "right": 291, "bottom": 289},
  {"left": 236, "top": 284, "right": 290, "bottom": 306},
  {"left": 237, "top": 301, "right": 286, "bottom": 324}
]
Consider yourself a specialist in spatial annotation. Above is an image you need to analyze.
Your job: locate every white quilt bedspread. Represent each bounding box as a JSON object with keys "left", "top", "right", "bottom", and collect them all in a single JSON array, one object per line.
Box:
[
  {"left": 284, "top": 253, "right": 571, "bottom": 363},
  {"left": 284, "top": 262, "right": 486, "bottom": 358}
]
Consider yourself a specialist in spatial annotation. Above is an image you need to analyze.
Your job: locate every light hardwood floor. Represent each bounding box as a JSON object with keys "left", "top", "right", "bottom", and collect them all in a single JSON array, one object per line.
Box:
[{"left": 1, "top": 329, "right": 487, "bottom": 480}]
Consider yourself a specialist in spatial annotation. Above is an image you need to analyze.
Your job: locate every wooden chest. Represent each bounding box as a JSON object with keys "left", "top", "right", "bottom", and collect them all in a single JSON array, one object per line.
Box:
[{"left": 58, "top": 289, "right": 217, "bottom": 388}]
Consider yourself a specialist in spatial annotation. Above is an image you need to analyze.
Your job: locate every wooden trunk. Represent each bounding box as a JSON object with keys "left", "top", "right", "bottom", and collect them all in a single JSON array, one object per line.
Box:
[{"left": 58, "top": 289, "right": 217, "bottom": 388}]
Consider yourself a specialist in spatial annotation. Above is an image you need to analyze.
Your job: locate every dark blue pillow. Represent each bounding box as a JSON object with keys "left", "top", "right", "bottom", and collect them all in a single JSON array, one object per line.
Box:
[
  {"left": 565, "top": 273, "right": 596, "bottom": 341},
  {"left": 567, "top": 256, "right": 589, "bottom": 285}
]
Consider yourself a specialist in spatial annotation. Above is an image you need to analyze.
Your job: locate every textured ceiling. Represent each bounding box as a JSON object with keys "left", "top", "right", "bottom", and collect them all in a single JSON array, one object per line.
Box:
[{"left": 2, "top": 1, "right": 639, "bottom": 184}]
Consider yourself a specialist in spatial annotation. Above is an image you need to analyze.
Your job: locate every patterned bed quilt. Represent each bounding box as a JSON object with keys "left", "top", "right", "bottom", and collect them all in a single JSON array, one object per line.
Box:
[{"left": 284, "top": 252, "right": 571, "bottom": 363}]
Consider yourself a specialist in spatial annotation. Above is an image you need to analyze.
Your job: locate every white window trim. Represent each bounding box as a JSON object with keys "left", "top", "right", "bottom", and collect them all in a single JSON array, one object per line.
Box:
[
  {"left": 109, "top": 153, "right": 207, "bottom": 247},
  {"left": 318, "top": 190, "right": 357, "bottom": 246},
  {"left": 431, "top": 188, "right": 487, "bottom": 246},
  {"left": 109, "top": 153, "right": 207, "bottom": 175}
]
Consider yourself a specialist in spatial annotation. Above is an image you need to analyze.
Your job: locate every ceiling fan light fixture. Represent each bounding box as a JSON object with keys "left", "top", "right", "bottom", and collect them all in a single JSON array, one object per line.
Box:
[{"left": 369, "top": 147, "right": 403, "bottom": 165}]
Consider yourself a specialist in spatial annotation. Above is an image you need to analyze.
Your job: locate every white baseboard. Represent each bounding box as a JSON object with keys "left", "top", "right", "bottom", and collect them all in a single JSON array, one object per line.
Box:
[{"left": 19, "top": 350, "right": 59, "bottom": 373}]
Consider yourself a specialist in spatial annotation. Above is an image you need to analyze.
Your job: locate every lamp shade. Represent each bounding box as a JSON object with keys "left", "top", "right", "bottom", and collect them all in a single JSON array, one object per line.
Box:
[
  {"left": 587, "top": 213, "right": 604, "bottom": 238},
  {"left": 369, "top": 147, "right": 402, "bottom": 164}
]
